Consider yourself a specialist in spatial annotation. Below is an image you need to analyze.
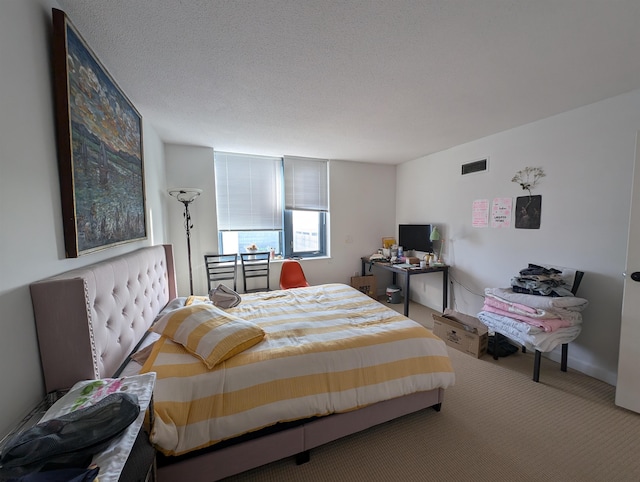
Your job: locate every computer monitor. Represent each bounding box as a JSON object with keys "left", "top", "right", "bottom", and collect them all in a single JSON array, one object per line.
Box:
[{"left": 398, "top": 224, "right": 432, "bottom": 253}]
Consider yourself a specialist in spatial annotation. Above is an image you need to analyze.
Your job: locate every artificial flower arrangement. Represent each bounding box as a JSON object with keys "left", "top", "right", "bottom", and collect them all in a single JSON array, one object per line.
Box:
[
  {"left": 511, "top": 166, "right": 545, "bottom": 197},
  {"left": 245, "top": 243, "right": 259, "bottom": 251}
]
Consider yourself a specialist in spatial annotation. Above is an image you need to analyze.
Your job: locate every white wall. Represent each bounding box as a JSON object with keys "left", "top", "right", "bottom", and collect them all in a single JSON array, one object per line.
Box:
[
  {"left": 397, "top": 90, "right": 640, "bottom": 385},
  {"left": 324, "top": 159, "right": 397, "bottom": 287},
  {"left": 165, "top": 148, "right": 398, "bottom": 296},
  {"left": 165, "top": 144, "right": 217, "bottom": 296},
  {"left": 0, "top": 1, "right": 168, "bottom": 436}
]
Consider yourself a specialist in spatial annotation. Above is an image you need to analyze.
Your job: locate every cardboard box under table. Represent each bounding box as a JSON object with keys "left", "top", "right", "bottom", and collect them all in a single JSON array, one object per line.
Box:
[
  {"left": 350, "top": 275, "right": 377, "bottom": 299},
  {"left": 432, "top": 310, "right": 488, "bottom": 358}
]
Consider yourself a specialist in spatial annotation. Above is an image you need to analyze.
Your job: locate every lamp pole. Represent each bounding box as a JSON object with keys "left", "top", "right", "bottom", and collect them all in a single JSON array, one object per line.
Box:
[
  {"left": 168, "top": 188, "right": 202, "bottom": 296},
  {"left": 180, "top": 198, "right": 195, "bottom": 295}
]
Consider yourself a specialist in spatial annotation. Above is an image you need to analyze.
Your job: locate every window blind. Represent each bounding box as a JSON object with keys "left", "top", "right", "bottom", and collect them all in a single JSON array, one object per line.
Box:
[
  {"left": 283, "top": 156, "right": 329, "bottom": 212},
  {"left": 214, "top": 152, "right": 283, "bottom": 231}
]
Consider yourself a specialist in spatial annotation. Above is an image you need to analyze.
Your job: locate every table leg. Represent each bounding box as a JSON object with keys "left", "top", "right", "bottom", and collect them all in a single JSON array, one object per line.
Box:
[
  {"left": 403, "top": 271, "right": 410, "bottom": 317},
  {"left": 533, "top": 350, "right": 542, "bottom": 382},
  {"left": 442, "top": 269, "right": 449, "bottom": 311}
]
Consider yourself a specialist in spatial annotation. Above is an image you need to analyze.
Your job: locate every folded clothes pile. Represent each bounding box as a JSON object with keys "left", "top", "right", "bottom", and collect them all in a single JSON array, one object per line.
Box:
[
  {"left": 478, "top": 264, "right": 588, "bottom": 354},
  {"left": 510, "top": 263, "right": 575, "bottom": 297}
]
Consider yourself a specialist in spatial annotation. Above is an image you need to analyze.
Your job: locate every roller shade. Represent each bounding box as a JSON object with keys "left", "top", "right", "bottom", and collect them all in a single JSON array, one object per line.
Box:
[
  {"left": 284, "top": 156, "right": 328, "bottom": 212},
  {"left": 214, "top": 152, "right": 283, "bottom": 231}
]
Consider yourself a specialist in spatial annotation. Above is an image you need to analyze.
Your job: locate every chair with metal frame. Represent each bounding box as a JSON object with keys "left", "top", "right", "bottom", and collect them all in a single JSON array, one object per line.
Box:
[
  {"left": 530, "top": 270, "right": 584, "bottom": 382},
  {"left": 493, "top": 269, "right": 585, "bottom": 382},
  {"left": 240, "top": 252, "right": 271, "bottom": 293},
  {"left": 204, "top": 253, "right": 238, "bottom": 292}
]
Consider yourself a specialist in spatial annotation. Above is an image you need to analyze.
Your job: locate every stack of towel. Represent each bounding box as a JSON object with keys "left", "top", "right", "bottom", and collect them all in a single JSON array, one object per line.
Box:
[{"left": 477, "top": 265, "right": 588, "bottom": 353}]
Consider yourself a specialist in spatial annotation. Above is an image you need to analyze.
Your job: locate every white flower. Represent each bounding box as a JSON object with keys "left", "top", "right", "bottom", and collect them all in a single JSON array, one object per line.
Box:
[{"left": 512, "top": 167, "right": 545, "bottom": 194}]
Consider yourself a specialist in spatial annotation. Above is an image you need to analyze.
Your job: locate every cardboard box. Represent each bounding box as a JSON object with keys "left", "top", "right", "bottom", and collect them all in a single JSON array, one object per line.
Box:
[
  {"left": 432, "top": 309, "right": 488, "bottom": 358},
  {"left": 350, "top": 275, "right": 377, "bottom": 299}
]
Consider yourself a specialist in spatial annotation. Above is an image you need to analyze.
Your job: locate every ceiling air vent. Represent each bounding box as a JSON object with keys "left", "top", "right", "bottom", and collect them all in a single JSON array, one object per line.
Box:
[{"left": 461, "top": 158, "right": 488, "bottom": 175}]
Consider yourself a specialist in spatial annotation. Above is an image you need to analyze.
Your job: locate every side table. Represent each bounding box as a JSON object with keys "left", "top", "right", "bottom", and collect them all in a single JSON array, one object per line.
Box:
[{"left": 0, "top": 373, "right": 156, "bottom": 481}]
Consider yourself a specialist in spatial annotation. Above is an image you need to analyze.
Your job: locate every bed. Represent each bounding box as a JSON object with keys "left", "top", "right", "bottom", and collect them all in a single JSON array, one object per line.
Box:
[{"left": 29, "top": 245, "right": 454, "bottom": 481}]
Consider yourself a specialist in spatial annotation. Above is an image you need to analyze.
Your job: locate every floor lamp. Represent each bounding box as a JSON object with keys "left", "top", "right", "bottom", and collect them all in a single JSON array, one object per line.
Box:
[{"left": 168, "top": 188, "right": 202, "bottom": 295}]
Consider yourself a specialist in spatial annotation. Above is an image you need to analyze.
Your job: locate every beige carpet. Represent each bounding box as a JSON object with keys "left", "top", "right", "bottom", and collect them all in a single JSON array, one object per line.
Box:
[{"left": 224, "top": 301, "right": 640, "bottom": 482}]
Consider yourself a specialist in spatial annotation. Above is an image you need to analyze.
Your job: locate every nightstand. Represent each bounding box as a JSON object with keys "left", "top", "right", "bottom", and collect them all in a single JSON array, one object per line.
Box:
[
  {"left": 120, "top": 427, "right": 156, "bottom": 482},
  {"left": 0, "top": 374, "right": 156, "bottom": 481}
]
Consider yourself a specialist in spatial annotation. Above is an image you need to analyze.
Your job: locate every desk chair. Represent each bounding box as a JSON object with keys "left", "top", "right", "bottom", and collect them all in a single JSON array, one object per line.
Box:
[
  {"left": 279, "top": 259, "right": 310, "bottom": 290},
  {"left": 204, "top": 254, "right": 238, "bottom": 292},
  {"left": 240, "top": 252, "right": 271, "bottom": 293}
]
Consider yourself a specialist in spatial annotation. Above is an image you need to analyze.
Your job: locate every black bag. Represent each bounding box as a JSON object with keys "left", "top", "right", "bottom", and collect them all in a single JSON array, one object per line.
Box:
[
  {"left": 7, "top": 466, "right": 100, "bottom": 481},
  {"left": 487, "top": 335, "right": 519, "bottom": 357},
  {"left": 0, "top": 392, "right": 139, "bottom": 477}
]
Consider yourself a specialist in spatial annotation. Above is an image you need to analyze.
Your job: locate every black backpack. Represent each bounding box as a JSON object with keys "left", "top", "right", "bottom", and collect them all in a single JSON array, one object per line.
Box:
[{"left": 0, "top": 392, "right": 140, "bottom": 478}]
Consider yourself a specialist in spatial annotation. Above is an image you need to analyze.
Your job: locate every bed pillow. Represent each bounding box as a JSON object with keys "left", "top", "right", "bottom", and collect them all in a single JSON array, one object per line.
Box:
[
  {"left": 150, "top": 304, "right": 265, "bottom": 368},
  {"left": 130, "top": 343, "right": 155, "bottom": 365}
]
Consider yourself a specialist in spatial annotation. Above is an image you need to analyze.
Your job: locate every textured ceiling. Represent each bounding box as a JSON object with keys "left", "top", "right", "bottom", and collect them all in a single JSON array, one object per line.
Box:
[{"left": 56, "top": 0, "right": 640, "bottom": 164}]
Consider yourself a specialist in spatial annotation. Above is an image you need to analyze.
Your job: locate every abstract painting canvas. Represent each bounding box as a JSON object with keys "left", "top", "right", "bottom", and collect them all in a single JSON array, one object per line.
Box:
[{"left": 52, "top": 8, "right": 146, "bottom": 257}]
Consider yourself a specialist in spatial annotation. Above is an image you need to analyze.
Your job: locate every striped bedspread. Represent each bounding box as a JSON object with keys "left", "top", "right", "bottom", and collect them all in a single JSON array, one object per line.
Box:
[{"left": 141, "top": 283, "right": 455, "bottom": 456}]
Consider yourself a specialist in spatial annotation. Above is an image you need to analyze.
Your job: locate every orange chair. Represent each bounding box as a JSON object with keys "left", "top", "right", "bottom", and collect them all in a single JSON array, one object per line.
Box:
[{"left": 279, "top": 260, "right": 310, "bottom": 289}]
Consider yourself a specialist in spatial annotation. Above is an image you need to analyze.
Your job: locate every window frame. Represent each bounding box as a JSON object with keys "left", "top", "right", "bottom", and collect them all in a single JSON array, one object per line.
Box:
[
  {"left": 283, "top": 210, "right": 327, "bottom": 259},
  {"left": 214, "top": 153, "right": 328, "bottom": 259}
]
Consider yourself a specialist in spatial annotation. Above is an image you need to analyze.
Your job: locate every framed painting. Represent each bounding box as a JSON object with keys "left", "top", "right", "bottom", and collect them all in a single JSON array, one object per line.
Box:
[{"left": 52, "top": 8, "right": 147, "bottom": 257}]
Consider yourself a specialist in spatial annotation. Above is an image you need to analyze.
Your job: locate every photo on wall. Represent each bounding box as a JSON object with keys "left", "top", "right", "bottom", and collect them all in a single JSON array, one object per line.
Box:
[
  {"left": 515, "top": 195, "right": 542, "bottom": 229},
  {"left": 51, "top": 8, "right": 146, "bottom": 257}
]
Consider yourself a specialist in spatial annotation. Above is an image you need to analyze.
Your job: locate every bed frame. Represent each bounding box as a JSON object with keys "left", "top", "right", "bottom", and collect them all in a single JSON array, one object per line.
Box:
[{"left": 29, "top": 244, "right": 445, "bottom": 481}]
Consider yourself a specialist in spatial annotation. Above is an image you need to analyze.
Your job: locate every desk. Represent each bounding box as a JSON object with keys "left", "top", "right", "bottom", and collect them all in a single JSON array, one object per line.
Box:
[{"left": 361, "top": 257, "right": 448, "bottom": 317}]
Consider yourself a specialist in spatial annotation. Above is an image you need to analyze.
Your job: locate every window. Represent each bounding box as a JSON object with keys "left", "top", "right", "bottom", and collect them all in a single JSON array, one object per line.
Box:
[{"left": 214, "top": 152, "right": 328, "bottom": 258}]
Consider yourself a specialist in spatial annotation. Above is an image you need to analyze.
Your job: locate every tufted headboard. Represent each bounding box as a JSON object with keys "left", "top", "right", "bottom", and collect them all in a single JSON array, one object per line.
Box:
[{"left": 30, "top": 245, "right": 177, "bottom": 393}]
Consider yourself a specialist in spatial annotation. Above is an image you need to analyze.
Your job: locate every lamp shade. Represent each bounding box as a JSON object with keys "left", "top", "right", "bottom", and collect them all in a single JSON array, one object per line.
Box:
[
  {"left": 168, "top": 188, "right": 202, "bottom": 203},
  {"left": 429, "top": 226, "right": 441, "bottom": 241}
]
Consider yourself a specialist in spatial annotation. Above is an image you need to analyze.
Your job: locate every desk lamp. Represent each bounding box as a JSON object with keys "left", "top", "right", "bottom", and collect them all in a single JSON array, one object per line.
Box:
[
  {"left": 430, "top": 226, "right": 442, "bottom": 264},
  {"left": 168, "top": 188, "right": 202, "bottom": 295}
]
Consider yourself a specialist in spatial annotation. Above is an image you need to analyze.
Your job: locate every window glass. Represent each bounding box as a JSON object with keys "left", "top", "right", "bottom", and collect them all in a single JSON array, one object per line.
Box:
[
  {"left": 292, "top": 211, "right": 320, "bottom": 252},
  {"left": 220, "top": 230, "right": 282, "bottom": 256}
]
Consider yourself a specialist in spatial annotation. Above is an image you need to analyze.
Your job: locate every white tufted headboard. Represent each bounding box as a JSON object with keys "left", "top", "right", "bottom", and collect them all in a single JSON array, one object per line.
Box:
[{"left": 30, "top": 245, "right": 177, "bottom": 393}]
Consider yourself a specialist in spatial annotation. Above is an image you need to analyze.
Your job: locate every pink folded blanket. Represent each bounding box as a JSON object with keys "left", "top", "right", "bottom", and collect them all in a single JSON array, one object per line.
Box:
[
  {"left": 481, "top": 303, "right": 574, "bottom": 332},
  {"left": 484, "top": 294, "right": 554, "bottom": 319}
]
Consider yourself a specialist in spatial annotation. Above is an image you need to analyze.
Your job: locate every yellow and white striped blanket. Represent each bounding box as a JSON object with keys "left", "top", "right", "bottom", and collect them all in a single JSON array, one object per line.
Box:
[{"left": 141, "top": 283, "right": 455, "bottom": 456}]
